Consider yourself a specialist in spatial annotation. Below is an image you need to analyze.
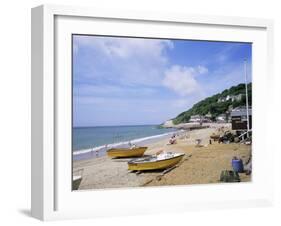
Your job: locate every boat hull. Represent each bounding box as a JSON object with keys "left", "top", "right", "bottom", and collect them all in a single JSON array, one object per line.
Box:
[
  {"left": 128, "top": 154, "right": 184, "bottom": 171},
  {"left": 107, "top": 147, "right": 147, "bottom": 158}
]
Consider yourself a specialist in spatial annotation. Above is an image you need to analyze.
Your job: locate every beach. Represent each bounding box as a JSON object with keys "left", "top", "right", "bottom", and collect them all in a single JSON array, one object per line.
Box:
[{"left": 73, "top": 123, "right": 251, "bottom": 190}]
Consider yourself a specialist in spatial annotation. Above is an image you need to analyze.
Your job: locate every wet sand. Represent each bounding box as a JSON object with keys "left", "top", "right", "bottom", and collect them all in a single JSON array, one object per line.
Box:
[{"left": 73, "top": 123, "right": 251, "bottom": 190}]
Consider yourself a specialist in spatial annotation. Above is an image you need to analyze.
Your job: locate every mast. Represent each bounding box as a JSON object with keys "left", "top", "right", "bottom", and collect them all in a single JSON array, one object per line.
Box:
[{"left": 244, "top": 59, "right": 250, "bottom": 138}]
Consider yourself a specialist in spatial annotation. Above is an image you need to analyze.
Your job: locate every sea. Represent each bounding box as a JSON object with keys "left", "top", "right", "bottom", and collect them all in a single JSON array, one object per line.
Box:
[{"left": 73, "top": 125, "right": 179, "bottom": 160}]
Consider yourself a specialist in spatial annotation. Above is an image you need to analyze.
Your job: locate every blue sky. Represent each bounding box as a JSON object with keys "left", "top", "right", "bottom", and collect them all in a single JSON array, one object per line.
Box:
[{"left": 73, "top": 35, "right": 252, "bottom": 127}]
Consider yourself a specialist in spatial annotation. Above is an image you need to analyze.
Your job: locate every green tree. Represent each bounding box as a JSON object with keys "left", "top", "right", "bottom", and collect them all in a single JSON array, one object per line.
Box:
[{"left": 172, "top": 83, "right": 252, "bottom": 124}]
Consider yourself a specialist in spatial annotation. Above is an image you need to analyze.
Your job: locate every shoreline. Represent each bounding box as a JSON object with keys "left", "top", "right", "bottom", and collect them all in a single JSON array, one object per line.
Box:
[
  {"left": 73, "top": 129, "right": 184, "bottom": 161},
  {"left": 73, "top": 122, "right": 229, "bottom": 160},
  {"left": 73, "top": 123, "right": 251, "bottom": 190}
]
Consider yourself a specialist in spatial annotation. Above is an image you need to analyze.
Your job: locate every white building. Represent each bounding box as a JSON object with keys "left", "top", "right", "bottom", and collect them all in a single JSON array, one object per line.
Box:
[
  {"left": 216, "top": 114, "right": 227, "bottom": 122},
  {"left": 217, "top": 94, "right": 244, "bottom": 103},
  {"left": 189, "top": 115, "right": 202, "bottom": 123}
]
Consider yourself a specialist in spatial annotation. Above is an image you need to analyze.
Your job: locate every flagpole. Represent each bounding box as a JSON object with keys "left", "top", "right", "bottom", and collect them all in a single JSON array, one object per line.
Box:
[{"left": 244, "top": 59, "right": 250, "bottom": 138}]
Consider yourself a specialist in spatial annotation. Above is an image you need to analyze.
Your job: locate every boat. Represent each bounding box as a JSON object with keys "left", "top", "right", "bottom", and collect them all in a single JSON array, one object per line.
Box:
[
  {"left": 72, "top": 175, "right": 82, "bottom": 190},
  {"left": 107, "top": 146, "right": 147, "bottom": 158},
  {"left": 128, "top": 152, "right": 185, "bottom": 171},
  {"left": 72, "top": 169, "right": 83, "bottom": 190}
]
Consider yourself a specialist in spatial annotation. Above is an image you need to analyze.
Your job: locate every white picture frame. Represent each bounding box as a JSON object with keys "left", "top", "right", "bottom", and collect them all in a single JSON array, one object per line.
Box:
[{"left": 31, "top": 4, "right": 274, "bottom": 221}]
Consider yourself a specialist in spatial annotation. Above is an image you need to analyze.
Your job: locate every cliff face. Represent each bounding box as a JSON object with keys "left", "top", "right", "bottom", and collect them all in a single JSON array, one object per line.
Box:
[{"left": 161, "top": 119, "right": 175, "bottom": 128}]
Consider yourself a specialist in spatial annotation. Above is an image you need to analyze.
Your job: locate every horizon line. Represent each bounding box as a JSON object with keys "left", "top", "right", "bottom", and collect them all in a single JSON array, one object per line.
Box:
[{"left": 73, "top": 123, "right": 162, "bottom": 129}]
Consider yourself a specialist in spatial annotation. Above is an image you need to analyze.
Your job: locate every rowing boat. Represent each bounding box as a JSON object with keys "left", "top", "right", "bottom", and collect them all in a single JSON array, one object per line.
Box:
[
  {"left": 128, "top": 152, "right": 184, "bottom": 171},
  {"left": 107, "top": 146, "right": 147, "bottom": 158}
]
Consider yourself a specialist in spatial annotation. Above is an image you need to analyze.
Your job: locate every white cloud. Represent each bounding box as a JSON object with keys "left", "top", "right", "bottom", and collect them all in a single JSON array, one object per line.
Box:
[
  {"left": 73, "top": 36, "right": 173, "bottom": 86},
  {"left": 74, "top": 35, "right": 210, "bottom": 99},
  {"left": 197, "top": 65, "right": 208, "bottom": 74},
  {"left": 74, "top": 36, "right": 173, "bottom": 59},
  {"left": 162, "top": 65, "right": 205, "bottom": 96}
]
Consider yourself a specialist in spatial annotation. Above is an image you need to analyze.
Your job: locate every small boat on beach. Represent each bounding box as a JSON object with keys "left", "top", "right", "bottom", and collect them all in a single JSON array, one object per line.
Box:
[
  {"left": 107, "top": 146, "right": 147, "bottom": 158},
  {"left": 72, "top": 169, "right": 84, "bottom": 190},
  {"left": 128, "top": 152, "right": 185, "bottom": 171}
]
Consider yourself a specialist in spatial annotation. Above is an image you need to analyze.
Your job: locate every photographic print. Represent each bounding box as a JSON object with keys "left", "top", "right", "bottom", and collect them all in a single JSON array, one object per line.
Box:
[{"left": 72, "top": 35, "right": 252, "bottom": 190}]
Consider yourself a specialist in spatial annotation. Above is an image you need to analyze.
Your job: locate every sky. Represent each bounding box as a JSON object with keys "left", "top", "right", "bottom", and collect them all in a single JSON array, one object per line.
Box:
[{"left": 73, "top": 35, "right": 252, "bottom": 127}]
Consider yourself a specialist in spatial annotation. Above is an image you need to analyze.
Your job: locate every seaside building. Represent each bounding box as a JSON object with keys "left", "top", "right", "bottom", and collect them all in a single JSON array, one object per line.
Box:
[
  {"left": 189, "top": 115, "right": 202, "bottom": 123},
  {"left": 204, "top": 112, "right": 213, "bottom": 122},
  {"left": 189, "top": 114, "right": 212, "bottom": 123},
  {"left": 217, "top": 96, "right": 227, "bottom": 103},
  {"left": 205, "top": 112, "right": 212, "bottom": 119},
  {"left": 230, "top": 106, "right": 252, "bottom": 131},
  {"left": 217, "top": 94, "right": 244, "bottom": 103},
  {"left": 232, "top": 94, "right": 243, "bottom": 102},
  {"left": 216, "top": 114, "right": 227, "bottom": 123}
]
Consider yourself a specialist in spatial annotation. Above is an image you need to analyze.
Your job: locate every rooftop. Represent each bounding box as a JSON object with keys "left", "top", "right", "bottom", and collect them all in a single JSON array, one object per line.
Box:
[{"left": 231, "top": 106, "right": 252, "bottom": 117}]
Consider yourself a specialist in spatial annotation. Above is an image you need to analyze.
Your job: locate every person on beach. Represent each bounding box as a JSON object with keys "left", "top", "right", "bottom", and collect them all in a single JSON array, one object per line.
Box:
[
  {"left": 128, "top": 141, "right": 136, "bottom": 149},
  {"left": 169, "top": 134, "right": 176, "bottom": 145}
]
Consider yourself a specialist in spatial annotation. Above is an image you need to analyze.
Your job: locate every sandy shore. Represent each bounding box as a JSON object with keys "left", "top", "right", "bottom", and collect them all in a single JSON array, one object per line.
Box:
[{"left": 73, "top": 123, "right": 251, "bottom": 190}]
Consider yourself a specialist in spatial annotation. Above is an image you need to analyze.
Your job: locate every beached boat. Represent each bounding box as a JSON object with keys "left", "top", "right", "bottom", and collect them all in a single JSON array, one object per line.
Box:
[
  {"left": 72, "top": 169, "right": 83, "bottom": 190},
  {"left": 107, "top": 146, "right": 147, "bottom": 158},
  {"left": 128, "top": 152, "right": 185, "bottom": 171}
]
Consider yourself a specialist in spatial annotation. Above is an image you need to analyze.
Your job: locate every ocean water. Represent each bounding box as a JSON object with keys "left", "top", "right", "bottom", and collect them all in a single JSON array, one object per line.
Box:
[{"left": 73, "top": 125, "right": 179, "bottom": 160}]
